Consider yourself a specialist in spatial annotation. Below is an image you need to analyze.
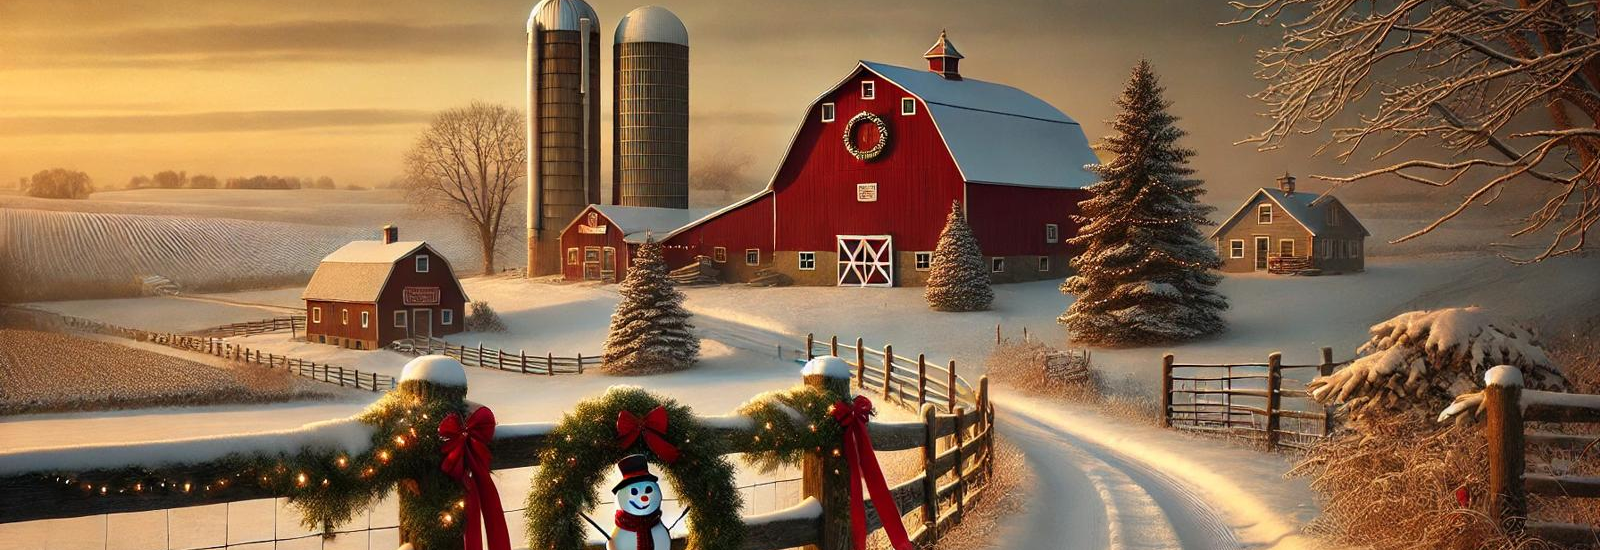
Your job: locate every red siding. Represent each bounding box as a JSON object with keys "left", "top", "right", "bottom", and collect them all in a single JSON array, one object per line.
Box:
[
  {"left": 661, "top": 193, "right": 774, "bottom": 268},
  {"left": 305, "top": 301, "right": 378, "bottom": 343},
  {"left": 375, "top": 248, "right": 467, "bottom": 343},
  {"left": 559, "top": 207, "right": 631, "bottom": 281},
  {"left": 965, "top": 185, "right": 1089, "bottom": 256}
]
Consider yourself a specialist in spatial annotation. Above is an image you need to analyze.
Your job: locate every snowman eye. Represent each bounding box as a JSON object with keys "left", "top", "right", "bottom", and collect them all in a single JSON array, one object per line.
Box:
[
  {"left": 630, "top": 487, "right": 638, "bottom": 496},
  {"left": 645, "top": 486, "right": 654, "bottom": 494}
]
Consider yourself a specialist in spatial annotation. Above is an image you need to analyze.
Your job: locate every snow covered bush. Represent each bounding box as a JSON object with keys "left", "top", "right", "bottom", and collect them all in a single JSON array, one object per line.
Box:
[
  {"left": 1058, "top": 60, "right": 1226, "bottom": 346},
  {"left": 602, "top": 238, "right": 699, "bottom": 375},
  {"left": 924, "top": 201, "right": 993, "bottom": 312},
  {"left": 464, "top": 301, "right": 507, "bottom": 333},
  {"left": 1308, "top": 307, "right": 1567, "bottom": 418}
]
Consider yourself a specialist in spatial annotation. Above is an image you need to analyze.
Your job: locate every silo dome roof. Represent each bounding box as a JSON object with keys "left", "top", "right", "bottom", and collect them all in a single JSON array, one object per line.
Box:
[
  {"left": 614, "top": 6, "right": 688, "bottom": 46},
  {"left": 527, "top": 0, "right": 600, "bottom": 33}
]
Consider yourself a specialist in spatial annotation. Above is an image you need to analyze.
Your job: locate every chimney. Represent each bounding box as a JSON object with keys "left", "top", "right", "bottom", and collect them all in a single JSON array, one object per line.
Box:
[
  {"left": 924, "top": 30, "right": 964, "bottom": 80},
  {"left": 1277, "top": 173, "right": 1296, "bottom": 195},
  {"left": 382, "top": 225, "right": 399, "bottom": 244}
]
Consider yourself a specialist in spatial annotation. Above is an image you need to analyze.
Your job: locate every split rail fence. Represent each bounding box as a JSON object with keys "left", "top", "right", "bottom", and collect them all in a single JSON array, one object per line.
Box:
[
  {"left": 1478, "top": 369, "right": 1600, "bottom": 545},
  {"left": 189, "top": 316, "right": 306, "bottom": 338},
  {"left": 1160, "top": 348, "right": 1344, "bottom": 451},
  {"left": 390, "top": 335, "right": 599, "bottom": 375}
]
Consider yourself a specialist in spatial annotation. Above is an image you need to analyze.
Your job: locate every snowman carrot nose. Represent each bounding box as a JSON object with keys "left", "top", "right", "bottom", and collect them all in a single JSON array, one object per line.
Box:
[{"left": 641, "top": 495, "right": 650, "bottom": 502}]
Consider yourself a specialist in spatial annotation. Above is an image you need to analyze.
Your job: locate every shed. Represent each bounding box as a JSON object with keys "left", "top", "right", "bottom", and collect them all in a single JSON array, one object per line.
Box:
[{"left": 302, "top": 226, "right": 468, "bottom": 349}]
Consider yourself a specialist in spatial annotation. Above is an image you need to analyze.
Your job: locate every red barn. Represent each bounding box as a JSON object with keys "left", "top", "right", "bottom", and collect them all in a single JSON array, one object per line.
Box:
[
  {"left": 563, "top": 31, "right": 1098, "bottom": 286},
  {"left": 302, "top": 226, "right": 468, "bottom": 349}
]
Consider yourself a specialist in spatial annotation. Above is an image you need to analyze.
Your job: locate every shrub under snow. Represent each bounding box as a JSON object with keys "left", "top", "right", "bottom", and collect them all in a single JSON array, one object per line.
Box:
[
  {"left": 464, "top": 301, "right": 507, "bottom": 333},
  {"left": 1309, "top": 306, "right": 1567, "bottom": 418}
]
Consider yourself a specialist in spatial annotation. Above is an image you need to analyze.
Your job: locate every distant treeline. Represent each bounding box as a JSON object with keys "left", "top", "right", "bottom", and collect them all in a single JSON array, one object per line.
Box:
[
  {"left": 21, "top": 169, "right": 94, "bottom": 200},
  {"left": 127, "top": 171, "right": 367, "bottom": 191}
]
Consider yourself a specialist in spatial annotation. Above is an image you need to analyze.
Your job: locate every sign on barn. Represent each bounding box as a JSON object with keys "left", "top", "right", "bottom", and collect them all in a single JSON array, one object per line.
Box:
[{"left": 403, "top": 287, "right": 441, "bottom": 306}]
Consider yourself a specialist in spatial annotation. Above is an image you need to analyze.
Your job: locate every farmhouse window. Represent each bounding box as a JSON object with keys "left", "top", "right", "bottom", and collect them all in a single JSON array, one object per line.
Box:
[
  {"left": 1327, "top": 206, "right": 1342, "bottom": 226},
  {"left": 1258, "top": 204, "right": 1273, "bottom": 224},
  {"left": 342, "top": 309, "right": 349, "bottom": 325},
  {"left": 1321, "top": 240, "right": 1332, "bottom": 259},
  {"left": 1229, "top": 240, "right": 1245, "bottom": 259},
  {"left": 745, "top": 249, "right": 760, "bottom": 266},
  {"left": 441, "top": 309, "right": 453, "bottom": 325},
  {"left": 991, "top": 257, "right": 1005, "bottom": 273},
  {"left": 713, "top": 247, "right": 727, "bottom": 263},
  {"left": 914, "top": 252, "right": 932, "bottom": 271},
  {"left": 821, "top": 103, "right": 836, "bottom": 122},
  {"left": 394, "top": 311, "right": 407, "bottom": 328},
  {"left": 1045, "top": 224, "right": 1060, "bottom": 244},
  {"left": 1279, "top": 239, "right": 1295, "bottom": 257},
  {"left": 603, "top": 247, "right": 616, "bottom": 268},
  {"left": 567, "top": 248, "right": 579, "bottom": 265},
  {"left": 416, "top": 255, "right": 430, "bottom": 273},
  {"left": 861, "top": 81, "right": 875, "bottom": 99},
  {"left": 360, "top": 311, "right": 370, "bottom": 328},
  {"left": 1038, "top": 256, "right": 1050, "bottom": 272},
  {"left": 901, "top": 97, "right": 916, "bottom": 115},
  {"left": 312, "top": 307, "right": 322, "bottom": 323},
  {"left": 798, "top": 252, "right": 816, "bottom": 270},
  {"left": 1356, "top": 240, "right": 1363, "bottom": 257}
]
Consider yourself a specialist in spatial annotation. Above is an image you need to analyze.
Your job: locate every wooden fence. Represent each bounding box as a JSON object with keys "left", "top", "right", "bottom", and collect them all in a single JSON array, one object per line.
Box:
[
  {"left": 390, "top": 335, "right": 599, "bottom": 375},
  {"left": 0, "top": 306, "right": 395, "bottom": 393},
  {"left": 1160, "top": 349, "right": 1343, "bottom": 451},
  {"left": 1476, "top": 366, "right": 1600, "bottom": 545},
  {"left": 190, "top": 315, "right": 305, "bottom": 338}
]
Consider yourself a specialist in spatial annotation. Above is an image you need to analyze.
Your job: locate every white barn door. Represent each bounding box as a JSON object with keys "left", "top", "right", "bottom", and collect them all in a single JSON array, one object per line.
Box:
[{"left": 836, "top": 235, "right": 894, "bottom": 287}]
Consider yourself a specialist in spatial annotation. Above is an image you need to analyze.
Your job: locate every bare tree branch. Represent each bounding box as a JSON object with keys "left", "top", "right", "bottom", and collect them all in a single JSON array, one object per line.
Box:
[{"left": 402, "top": 102, "right": 526, "bottom": 274}]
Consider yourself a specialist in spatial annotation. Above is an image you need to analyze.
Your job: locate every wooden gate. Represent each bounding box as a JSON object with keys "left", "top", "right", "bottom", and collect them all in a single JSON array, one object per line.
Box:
[{"left": 836, "top": 235, "right": 893, "bottom": 287}]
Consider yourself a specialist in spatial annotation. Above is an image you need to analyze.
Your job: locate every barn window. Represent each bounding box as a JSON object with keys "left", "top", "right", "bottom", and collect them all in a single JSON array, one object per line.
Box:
[
  {"left": 603, "top": 247, "right": 616, "bottom": 268},
  {"left": 861, "top": 81, "right": 876, "bottom": 99},
  {"left": 312, "top": 307, "right": 322, "bottom": 323},
  {"left": 798, "top": 252, "right": 816, "bottom": 270},
  {"left": 914, "top": 252, "right": 932, "bottom": 271},
  {"left": 1038, "top": 256, "right": 1051, "bottom": 272},
  {"left": 360, "top": 311, "right": 370, "bottom": 328},
  {"left": 745, "top": 249, "right": 760, "bottom": 266},
  {"left": 1279, "top": 239, "right": 1295, "bottom": 257},
  {"left": 901, "top": 98, "right": 916, "bottom": 115},
  {"left": 1355, "top": 240, "right": 1363, "bottom": 257},
  {"left": 821, "top": 103, "right": 836, "bottom": 122},
  {"left": 566, "top": 248, "right": 579, "bottom": 265},
  {"left": 416, "top": 255, "right": 430, "bottom": 273},
  {"left": 1229, "top": 240, "right": 1244, "bottom": 259},
  {"left": 713, "top": 247, "right": 727, "bottom": 263},
  {"left": 441, "top": 309, "right": 454, "bottom": 326},
  {"left": 394, "top": 311, "right": 407, "bottom": 328},
  {"left": 1045, "top": 224, "right": 1060, "bottom": 243},
  {"left": 342, "top": 309, "right": 349, "bottom": 325},
  {"left": 318, "top": 335, "right": 326, "bottom": 344},
  {"left": 990, "top": 257, "right": 1005, "bottom": 273},
  {"left": 1257, "top": 204, "right": 1273, "bottom": 224}
]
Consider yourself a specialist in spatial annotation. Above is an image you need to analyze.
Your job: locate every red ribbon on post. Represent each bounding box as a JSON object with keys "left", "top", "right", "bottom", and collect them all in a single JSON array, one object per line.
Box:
[
  {"left": 830, "top": 396, "right": 914, "bottom": 550},
  {"left": 616, "top": 406, "right": 681, "bottom": 463},
  {"left": 438, "top": 406, "right": 512, "bottom": 550}
]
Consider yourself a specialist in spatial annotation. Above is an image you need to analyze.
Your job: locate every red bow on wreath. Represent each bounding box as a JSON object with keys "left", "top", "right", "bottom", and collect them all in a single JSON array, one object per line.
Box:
[
  {"left": 616, "top": 406, "right": 681, "bottom": 463},
  {"left": 439, "top": 406, "right": 511, "bottom": 550},
  {"left": 831, "top": 396, "right": 914, "bottom": 550}
]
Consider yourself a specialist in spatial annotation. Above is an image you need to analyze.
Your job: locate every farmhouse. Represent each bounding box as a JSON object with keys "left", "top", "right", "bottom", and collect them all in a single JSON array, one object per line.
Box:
[
  {"left": 302, "top": 226, "right": 468, "bottom": 349},
  {"left": 1211, "top": 175, "right": 1369, "bottom": 274},
  {"left": 560, "top": 31, "right": 1099, "bottom": 286}
]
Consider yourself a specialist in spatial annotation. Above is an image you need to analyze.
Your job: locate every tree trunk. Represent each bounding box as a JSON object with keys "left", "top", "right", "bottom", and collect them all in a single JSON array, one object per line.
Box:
[{"left": 478, "top": 227, "right": 497, "bottom": 275}]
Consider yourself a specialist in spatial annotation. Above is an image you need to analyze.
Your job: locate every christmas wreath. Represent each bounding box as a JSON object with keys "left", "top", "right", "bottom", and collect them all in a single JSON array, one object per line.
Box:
[{"left": 843, "top": 111, "right": 889, "bottom": 161}]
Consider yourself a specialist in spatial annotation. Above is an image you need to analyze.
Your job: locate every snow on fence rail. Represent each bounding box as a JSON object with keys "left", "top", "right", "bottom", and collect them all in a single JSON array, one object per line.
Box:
[
  {"left": 188, "top": 315, "right": 306, "bottom": 338},
  {"left": 0, "top": 306, "right": 396, "bottom": 393},
  {"left": 0, "top": 360, "right": 998, "bottom": 550},
  {"left": 1160, "top": 348, "right": 1346, "bottom": 451},
  {"left": 805, "top": 333, "right": 978, "bottom": 412},
  {"left": 389, "top": 335, "right": 600, "bottom": 375}
]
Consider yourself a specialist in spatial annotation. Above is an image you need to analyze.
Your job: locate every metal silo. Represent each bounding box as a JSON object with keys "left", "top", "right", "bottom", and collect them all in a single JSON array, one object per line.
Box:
[
  {"left": 526, "top": 0, "right": 601, "bottom": 276},
  {"left": 613, "top": 6, "right": 689, "bottom": 209}
]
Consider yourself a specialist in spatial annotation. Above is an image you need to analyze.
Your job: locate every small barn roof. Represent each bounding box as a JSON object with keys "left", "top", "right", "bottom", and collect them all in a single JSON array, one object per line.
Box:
[
  {"left": 587, "top": 205, "right": 717, "bottom": 243},
  {"left": 1210, "top": 188, "right": 1371, "bottom": 239},
  {"left": 302, "top": 240, "right": 466, "bottom": 303}
]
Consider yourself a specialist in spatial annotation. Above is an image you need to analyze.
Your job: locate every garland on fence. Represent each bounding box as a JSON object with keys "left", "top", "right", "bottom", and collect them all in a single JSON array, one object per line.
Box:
[{"left": 734, "top": 384, "right": 844, "bottom": 473}]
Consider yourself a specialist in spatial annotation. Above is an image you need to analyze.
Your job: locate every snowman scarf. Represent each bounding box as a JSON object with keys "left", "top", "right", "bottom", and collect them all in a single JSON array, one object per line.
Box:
[{"left": 613, "top": 509, "right": 664, "bottom": 550}]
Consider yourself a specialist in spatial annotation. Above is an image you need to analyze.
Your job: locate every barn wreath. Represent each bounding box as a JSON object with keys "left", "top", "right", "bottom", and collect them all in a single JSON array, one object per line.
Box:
[{"left": 843, "top": 111, "right": 889, "bottom": 161}]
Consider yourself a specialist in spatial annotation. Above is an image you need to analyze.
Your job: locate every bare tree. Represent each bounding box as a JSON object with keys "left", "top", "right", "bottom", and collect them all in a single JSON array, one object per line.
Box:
[
  {"left": 1227, "top": 0, "right": 1600, "bottom": 262},
  {"left": 402, "top": 102, "right": 525, "bottom": 274}
]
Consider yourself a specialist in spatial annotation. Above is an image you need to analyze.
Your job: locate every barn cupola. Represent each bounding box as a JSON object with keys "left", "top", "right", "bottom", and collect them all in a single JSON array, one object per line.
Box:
[
  {"left": 1278, "top": 173, "right": 1297, "bottom": 195},
  {"left": 923, "top": 30, "right": 963, "bottom": 80}
]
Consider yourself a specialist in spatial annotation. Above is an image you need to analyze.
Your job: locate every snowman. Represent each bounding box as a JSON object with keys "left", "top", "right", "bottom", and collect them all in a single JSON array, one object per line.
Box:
[{"left": 609, "top": 454, "right": 671, "bottom": 550}]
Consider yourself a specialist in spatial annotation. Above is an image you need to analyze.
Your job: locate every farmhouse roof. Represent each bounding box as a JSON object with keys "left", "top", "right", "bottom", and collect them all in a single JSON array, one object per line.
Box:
[
  {"left": 1210, "top": 188, "right": 1371, "bottom": 239},
  {"left": 584, "top": 205, "right": 718, "bottom": 244},
  {"left": 302, "top": 240, "right": 466, "bottom": 303}
]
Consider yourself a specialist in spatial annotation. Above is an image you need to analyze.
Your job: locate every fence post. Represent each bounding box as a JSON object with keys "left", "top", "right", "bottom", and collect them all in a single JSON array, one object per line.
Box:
[
  {"left": 952, "top": 405, "right": 967, "bottom": 522},
  {"left": 520, "top": 349, "right": 528, "bottom": 374},
  {"left": 1319, "top": 347, "right": 1336, "bottom": 436},
  {"left": 802, "top": 360, "right": 852, "bottom": 550},
  {"left": 855, "top": 338, "right": 865, "bottom": 389},
  {"left": 577, "top": 353, "right": 585, "bottom": 375},
  {"left": 1160, "top": 354, "right": 1174, "bottom": 428},
  {"left": 995, "top": 323, "right": 1000, "bottom": 345},
  {"left": 806, "top": 333, "right": 815, "bottom": 360},
  {"left": 1485, "top": 366, "right": 1527, "bottom": 536},
  {"left": 882, "top": 344, "right": 894, "bottom": 401},
  {"left": 547, "top": 352, "right": 555, "bottom": 376},
  {"left": 947, "top": 361, "right": 958, "bottom": 414},
  {"left": 830, "top": 335, "right": 839, "bottom": 357},
  {"left": 917, "top": 354, "right": 928, "bottom": 407},
  {"left": 977, "top": 376, "right": 990, "bottom": 481},
  {"left": 1265, "top": 352, "right": 1283, "bottom": 451},
  {"left": 920, "top": 403, "right": 939, "bottom": 544}
]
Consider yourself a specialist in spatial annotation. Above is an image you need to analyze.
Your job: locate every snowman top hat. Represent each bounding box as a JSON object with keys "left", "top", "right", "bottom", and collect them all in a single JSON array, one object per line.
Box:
[{"left": 611, "top": 454, "right": 659, "bottom": 493}]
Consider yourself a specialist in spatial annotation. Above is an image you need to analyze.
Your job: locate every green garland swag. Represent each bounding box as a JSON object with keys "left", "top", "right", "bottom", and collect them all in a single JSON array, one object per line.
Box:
[
  {"left": 525, "top": 386, "right": 744, "bottom": 550},
  {"left": 734, "top": 385, "right": 845, "bottom": 473}
]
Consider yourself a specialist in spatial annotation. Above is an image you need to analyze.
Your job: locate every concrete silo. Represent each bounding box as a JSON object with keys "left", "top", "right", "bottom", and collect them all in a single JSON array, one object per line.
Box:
[
  {"left": 612, "top": 6, "right": 689, "bottom": 209},
  {"left": 526, "top": 0, "right": 602, "bottom": 276}
]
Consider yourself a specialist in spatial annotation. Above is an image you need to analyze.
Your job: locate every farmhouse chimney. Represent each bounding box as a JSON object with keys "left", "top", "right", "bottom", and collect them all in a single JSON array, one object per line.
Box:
[
  {"left": 924, "top": 30, "right": 963, "bottom": 80},
  {"left": 1278, "top": 173, "right": 1296, "bottom": 195},
  {"left": 382, "top": 225, "right": 399, "bottom": 244}
]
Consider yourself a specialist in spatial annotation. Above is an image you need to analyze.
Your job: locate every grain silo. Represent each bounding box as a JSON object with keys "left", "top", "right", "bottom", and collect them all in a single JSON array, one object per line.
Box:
[
  {"left": 526, "top": 0, "right": 602, "bottom": 276},
  {"left": 612, "top": 6, "right": 689, "bottom": 209}
]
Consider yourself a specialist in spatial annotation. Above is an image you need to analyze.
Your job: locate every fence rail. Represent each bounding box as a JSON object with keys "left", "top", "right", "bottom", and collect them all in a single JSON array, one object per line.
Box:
[
  {"left": 389, "top": 335, "right": 599, "bottom": 375},
  {"left": 1160, "top": 348, "right": 1344, "bottom": 451},
  {"left": 189, "top": 316, "right": 305, "bottom": 338},
  {"left": 1476, "top": 367, "right": 1600, "bottom": 545}
]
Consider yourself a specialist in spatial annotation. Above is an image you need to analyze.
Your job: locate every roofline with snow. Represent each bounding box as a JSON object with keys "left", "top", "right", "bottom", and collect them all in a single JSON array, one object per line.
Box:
[
  {"left": 302, "top": 241, "right": 469, "bottom": 303},
  {"left": 1208, "top": 188, "right": 1370, "bottom": 239}
]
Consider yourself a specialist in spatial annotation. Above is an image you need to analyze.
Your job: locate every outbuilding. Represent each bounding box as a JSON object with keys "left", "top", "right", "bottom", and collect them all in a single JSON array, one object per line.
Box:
[
  {"left": 302, "top": 226, "right": 468, "bottom": 349},
  {"left": 1210, "top": 175, "right": 1369, "bottom": 274},
  {"left": 558, "top": 204, "right": 713, "bottom": 282}
]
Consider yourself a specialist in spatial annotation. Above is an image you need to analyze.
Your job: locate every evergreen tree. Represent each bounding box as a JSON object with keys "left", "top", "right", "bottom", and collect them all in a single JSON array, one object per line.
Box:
[
  {"left": 925, "top": 201, "right": 994, "bottom": 312},
  {"left": 1060, "top": 60, "right": 1227, "bottom": 345},
  {"left": 603, "top": 238, "right": 699, "bottom": 374}
]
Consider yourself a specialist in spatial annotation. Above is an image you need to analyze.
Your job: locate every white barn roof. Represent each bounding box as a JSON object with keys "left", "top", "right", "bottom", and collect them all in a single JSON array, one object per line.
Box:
[
  {"left": 302, "top": 240, "right": 466, "bottom": 303},
  {"left": 590, "top": 205, "right": 717, "bottom": 243}
]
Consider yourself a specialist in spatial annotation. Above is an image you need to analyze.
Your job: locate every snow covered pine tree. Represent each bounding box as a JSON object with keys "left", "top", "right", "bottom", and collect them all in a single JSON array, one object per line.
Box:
[
  {"left": 924, "top": 201, "right": 993, "bottom": 311},
  {"left": 603, "top": 238, "right": 699, "bottom": 374},
  {"left": 1060, "top": 60, "right": 1226, "bottom": 345}
]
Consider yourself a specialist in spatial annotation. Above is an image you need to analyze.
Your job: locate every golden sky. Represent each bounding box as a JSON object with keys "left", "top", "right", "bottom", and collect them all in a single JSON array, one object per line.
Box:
[{"left": 0, "top": 0, "right": 1340, "bottom": 203}]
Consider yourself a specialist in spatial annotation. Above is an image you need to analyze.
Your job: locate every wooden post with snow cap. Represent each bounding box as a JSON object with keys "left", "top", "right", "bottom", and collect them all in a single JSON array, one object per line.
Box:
[
  {"left": 1160, "top": 354, "right": 1174, "bottom": 428},
  {"left": 801, "top": 356, "right": 853, "bottom": 550},
  {"left": 1264, "top": 352, "right": 1283, "bottom": 451},
  {"left": 1485, "top": 365, "right": 1527, "bottom": 536},
  {"left": 393, "top": 355, "right": 469, "bottom": 550}
]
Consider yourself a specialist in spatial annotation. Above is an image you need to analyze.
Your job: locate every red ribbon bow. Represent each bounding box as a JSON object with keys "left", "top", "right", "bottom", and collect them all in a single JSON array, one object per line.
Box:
[
  {"left": 438, "top": 406, "right": 511, "bottom": 550},
  {"left": 830, "top": 396, "right": 914, "bottom": 550},
  {"left": 616, "top": 406, "right": 681, "bottom": 463}
]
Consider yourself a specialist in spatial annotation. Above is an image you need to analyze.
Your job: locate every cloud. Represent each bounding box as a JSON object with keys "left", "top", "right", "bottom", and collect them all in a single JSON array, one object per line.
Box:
[{"left": 0, "top": 109, "right": 432, "bottom": 135}]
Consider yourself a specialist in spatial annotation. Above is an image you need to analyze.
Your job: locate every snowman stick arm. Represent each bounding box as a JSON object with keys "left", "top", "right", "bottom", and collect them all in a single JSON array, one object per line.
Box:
[
  {"left": 580, "top": 511, "right": 612, "bottom": 541},
  {"left": 668, "top": 506, "right": 691, "bottom": 531}
]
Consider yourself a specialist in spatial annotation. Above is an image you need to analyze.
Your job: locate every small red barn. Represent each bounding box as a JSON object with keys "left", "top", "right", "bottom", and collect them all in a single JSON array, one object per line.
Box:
[
  {"left": 558, "top": 205, "right": 714, "bottom": 282},
  {"left": 302, "top": 226, "right": 468, "bottom": 349}
]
